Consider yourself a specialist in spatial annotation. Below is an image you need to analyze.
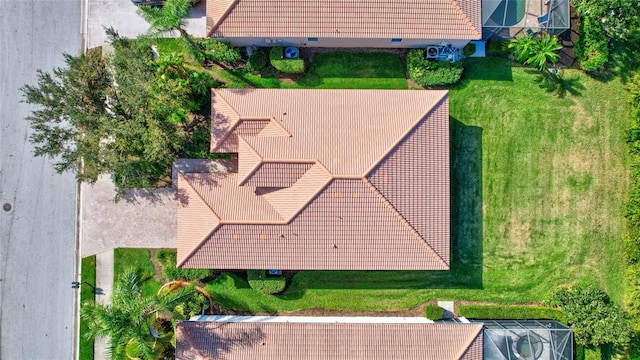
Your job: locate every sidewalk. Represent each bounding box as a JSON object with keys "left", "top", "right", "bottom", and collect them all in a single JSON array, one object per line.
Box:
[{"left": 94, "top": 250, "right": 114, "bottom": 360}]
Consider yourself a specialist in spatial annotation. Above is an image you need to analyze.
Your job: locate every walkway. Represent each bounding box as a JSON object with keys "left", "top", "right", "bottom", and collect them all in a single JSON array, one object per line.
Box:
[{"left": 94, "top": 250, "right": 114, "bottom": 360}]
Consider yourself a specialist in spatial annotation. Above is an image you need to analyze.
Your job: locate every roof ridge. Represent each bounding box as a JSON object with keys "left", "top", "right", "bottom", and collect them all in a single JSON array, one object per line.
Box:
[
  {"left": 206, "top": 0, "right": 241, "bottom": 37},
  {"left": 452, "top": 324, "right": 484, "bottom": 360},
  {"left": 262, "top": 162, "right": 333, "bottom": 222},
  {"left": 363, "top": 91, "right": 449, "bottom": 177},
  {"left": 210, "top": 90, "right": 241, "bottom": 152},
  {"left": 361, "top": 179, "right": 448, "bottom": 268},
  {"left": 446, "top": 0, "right": 482, "bottom": 38},
  {"left": 259, "top": 117, "right": 292, "bottom": 138},
  {"left": 237, "top": 136, "right": 264, "bottom": 186},
  {"left": 176, "top": 173, "right": 222, "bottom": 267}
]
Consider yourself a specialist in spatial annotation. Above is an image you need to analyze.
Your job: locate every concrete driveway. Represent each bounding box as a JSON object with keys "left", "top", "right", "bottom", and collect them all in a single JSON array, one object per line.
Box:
[{"left": 88, "top": 0, "right": 206, "bottom": 49}]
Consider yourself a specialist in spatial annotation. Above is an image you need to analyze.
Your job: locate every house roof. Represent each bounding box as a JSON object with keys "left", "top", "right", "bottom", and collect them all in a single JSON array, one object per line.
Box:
[
  {"left": 176, "top": 317, "right": 484, "bottom": 360},
  {"left": 206, "top": 0, "right": 482, "bottom": 40},
  {"left": 177, "top": 89, "right": 450, "bottom": 270}
]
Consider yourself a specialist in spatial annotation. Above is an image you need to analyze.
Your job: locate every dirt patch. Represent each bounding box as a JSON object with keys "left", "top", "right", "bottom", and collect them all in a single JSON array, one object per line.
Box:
[
  {"left": 571, "top": 101, "right": 594, "bottom": 132},
  {"left": 504, "top": 217, "right": 532, "bottom": 254},
  {"left": 149, "top": 248, "right": 169, "bottom": 283}
]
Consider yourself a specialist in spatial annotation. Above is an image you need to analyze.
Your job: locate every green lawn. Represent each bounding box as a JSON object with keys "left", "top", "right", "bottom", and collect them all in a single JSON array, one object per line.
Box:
[
  {"left": 218, "top": 52, "right": 408, "bottom": 89},
  {"left": 113, "top": 248, "right": 162, "bottom": 297},
  {"left": 201, "top": 57, "right": 631, "bottom": 312},
  {"left": 79, "top": 255, "right": 96, "bottom": 360}
]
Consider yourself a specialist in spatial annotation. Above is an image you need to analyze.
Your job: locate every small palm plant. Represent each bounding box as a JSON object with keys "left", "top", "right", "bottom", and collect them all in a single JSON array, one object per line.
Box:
[
  {"left": 137, "top": 0, "right": 204, "bottom": 64},
  {"left": 509, "top": 32, "right": 563, "bottom": 71},
  {"left": 81, "top": 268, "right": 196, "bottom": 359}
]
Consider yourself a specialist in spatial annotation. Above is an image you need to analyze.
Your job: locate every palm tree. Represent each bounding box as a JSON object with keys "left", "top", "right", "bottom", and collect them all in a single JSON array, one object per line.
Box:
[
  {"left": 509, "top": 32, "right": 563, "bottom": 71},
  {"left": 81, "top": 269, "right": 196, "bottom": 359},
  {"left": 526, "top": 33, "right": 563, "bottom": 71},
  {"left": 137, "top": 0, "right": 204, "bottom": 64}
]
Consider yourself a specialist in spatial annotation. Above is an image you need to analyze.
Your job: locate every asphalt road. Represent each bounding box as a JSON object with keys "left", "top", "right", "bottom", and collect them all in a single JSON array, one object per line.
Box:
[{"left": 0, "top": 0, "right": 81, "bottom": 359}]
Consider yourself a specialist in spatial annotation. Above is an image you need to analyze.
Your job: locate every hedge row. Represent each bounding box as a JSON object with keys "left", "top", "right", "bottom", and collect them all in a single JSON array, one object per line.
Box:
[
  {"left": 155, "top": 250, "right": 214, "bottom": 282},
  {"left": 406, "top": 49, "right": 463, "bottom": 86},
  {"left": 269, "top": 46, "right": 305, "bottom": 74},
  {"left": 457, "top": 305, "right": 566, "bottom": 323},
  {"left": 625, "top": 73, "right": 640, "bottom": 358},
  {"left": 196, "top": 38, "right": 241, "bottom": 65},
  {"left": 574, "top": 16, "right": 609, "bottom": 72},
  {"left": 424, "top": 305, "right": 444, "bottom": 320},
  {"left": 247, "top": 50, "right": 269, "bottom": 73},
  {"left": 247, "top": 270, "right": 286, "bottom": 295}
]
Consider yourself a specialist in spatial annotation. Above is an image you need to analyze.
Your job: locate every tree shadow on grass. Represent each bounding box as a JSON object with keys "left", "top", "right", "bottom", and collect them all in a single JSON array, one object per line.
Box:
[
  {"left": 277, "top": 118, "right": 484, "bottom": 297},
  {"left": 530, "top": 69, "right": 585, "bottom": 98}
]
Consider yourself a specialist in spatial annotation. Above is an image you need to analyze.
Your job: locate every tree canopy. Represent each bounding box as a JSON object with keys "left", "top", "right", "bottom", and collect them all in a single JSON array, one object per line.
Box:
[
  {"left": 81, "top": 268, "right": 197, "bottom": 359},
  {"left": 547, "top": 282, "right": 632, "bottom": 347},
  {"left": 20, "top": 29, "right": 216, "bottom": 197}
]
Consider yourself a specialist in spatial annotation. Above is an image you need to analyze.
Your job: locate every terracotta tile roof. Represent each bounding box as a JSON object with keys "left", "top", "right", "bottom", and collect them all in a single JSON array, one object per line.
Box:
[
  {"left": 177, "top": 89, "right": 450, "bottom": 270},
  {"left": 207, "top": 0, "right": 482, "bottom": 40},
  {"left": 176, "top": 319, "right": 484, "bottom": 360}
]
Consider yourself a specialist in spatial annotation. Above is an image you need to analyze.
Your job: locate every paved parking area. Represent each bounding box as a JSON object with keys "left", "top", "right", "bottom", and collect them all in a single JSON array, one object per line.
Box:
[
  {"left": 87, "top": 0, "right": 206, "bottom": 49},
  {"left": 80, "top": 176, "right": 177, "bottom": 256}
]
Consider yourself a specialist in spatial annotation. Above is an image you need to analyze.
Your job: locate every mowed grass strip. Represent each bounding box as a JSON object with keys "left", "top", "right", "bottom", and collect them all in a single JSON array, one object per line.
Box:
[
  {"left": 220, "top": 51, "right": 408, "bottom": 89},
  {"left": 79, "top": 256, "right": 96, "bottom": 360},
  {"left": 203, "top": 57, "right": 630, "bottom": 312}
]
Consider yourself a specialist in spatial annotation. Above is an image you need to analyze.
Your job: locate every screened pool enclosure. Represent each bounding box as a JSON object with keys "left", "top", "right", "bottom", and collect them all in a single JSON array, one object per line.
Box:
[{"left": 482, "top": 0, "right": 571, "bottom": 38}]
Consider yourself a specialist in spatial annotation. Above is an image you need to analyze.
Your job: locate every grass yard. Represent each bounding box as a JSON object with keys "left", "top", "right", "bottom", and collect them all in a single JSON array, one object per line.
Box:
[
  {"left": 218, "top": 52, "right": 408, "bottom": 89},
  {"left": 200, "top": 57, "right": 631, "bottom": 312},
  {"left": 113, "top": 248, "right": 162, "bottom": 297},
  {"left": 79, "top": 256, "right": 96, "bottom": 360}
]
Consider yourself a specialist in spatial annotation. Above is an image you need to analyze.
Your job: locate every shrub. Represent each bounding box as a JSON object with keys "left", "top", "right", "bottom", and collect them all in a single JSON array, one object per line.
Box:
[
  {"left": 269, "top": 46, "right": 305, "bottom": 74},
  {"left": 457, "top": 305, "right": 566, "bottom": 323},
  {"left": 486, "top": 40, "right": 510, "bottom": 56},
  {"left": 406, "top": 49, "right": 463, "bottom": 86},
  {"left": 197, "top": 38, "right": 241, "bottom": 65},
  {"left": 463, "top": 43, "right": 476, "bottom": 57},
  {"left": 247, "top": 270, "right": 286, "bottom": 295},
  {"left": 574, "top": 16, "right": 609, "bottom": 72},
  {"left": 547, "top": 282, "right": 632, "bottom": 347},
  {"left": 155, "top": 250, "right": 214, "bottom": 282},
  {"left": 424, "top": 305, "right": 444, "bottom": 320},
  {"left": 247, "top": 50, "right": 268, "bottom": 73}
]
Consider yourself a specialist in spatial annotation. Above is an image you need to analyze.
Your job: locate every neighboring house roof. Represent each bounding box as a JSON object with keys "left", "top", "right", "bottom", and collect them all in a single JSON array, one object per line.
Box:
[
  {"left": 206, "top": 0, "right": 482, "bottom": 40},
  {"left": 177, "top": 89, "right": 450, "bottom": 270},
  {"left": 176, "top": 317, "right": 484, "bottom": 360}
]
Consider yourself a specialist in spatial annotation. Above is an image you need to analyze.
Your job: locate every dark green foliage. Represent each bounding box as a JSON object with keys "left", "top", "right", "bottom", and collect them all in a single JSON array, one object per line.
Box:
[
  {"left": 423, "top": 305, "right": 444, "bottom": 320},
  {"left": 486, "top": 40, "right": 510, "bottom": 56},
  {"left": 571, "top": 0, "right": 640, "bottom": 39},
  {"left": 81, "top": 268, "right": 196, "bottom": 359},
  {"left": 269, "top": 46, "right": 305, "bottom": 74},
  {"left": 247, "top": 50, "right": 269, "bottom": 73},
  {"left": 21, "top": 29, "right": 217, "bottom": 198},
  {"left": 247, "top": 270, "right": 286, "bottom": 295},
  {"left": 508, "top": 33, "right": 563, "bottom": 70},
  {"left": 574, "top": 16, "right": 609, "bottom": 72},
  {"left": 625, "top": 73, "right": 640, "bottom": 358},
  {"left": 463, "top": 43, "right": 476, "bottom": 57},
  {"left": 547, "top": 282, "right": 632, "bottom": 347},
  {"left": 156, "top": 250, "right": 214, "bottom": 282},
  {"left": 197, "top": 38, "right": 241, "bottom": 65},
  {"left": 406, "top": 49, "right": 463, "bottom": 86},
  {"left": 457, "top": 305, "right": 566, "bottom": 322}
]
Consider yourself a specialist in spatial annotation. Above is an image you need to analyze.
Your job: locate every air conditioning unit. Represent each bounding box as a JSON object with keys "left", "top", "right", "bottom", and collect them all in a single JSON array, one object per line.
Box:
[{"left": 426, "top": 46, "right": 440, "bottom": 59}]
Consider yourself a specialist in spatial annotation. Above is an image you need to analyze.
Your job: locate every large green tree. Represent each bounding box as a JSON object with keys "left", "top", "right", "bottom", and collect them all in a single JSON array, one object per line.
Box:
[
  {"left": 81, "top": 269, "right": 196, "bottom": 359},
  {"left": 571, "top": 0, "right": 640, "bottom": 39},
  {"left": 547, "top": 282, "right": 632, "bottom": 348},
  {"left": 21, "top": 29, "right": 215, "bottom": 197}
]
